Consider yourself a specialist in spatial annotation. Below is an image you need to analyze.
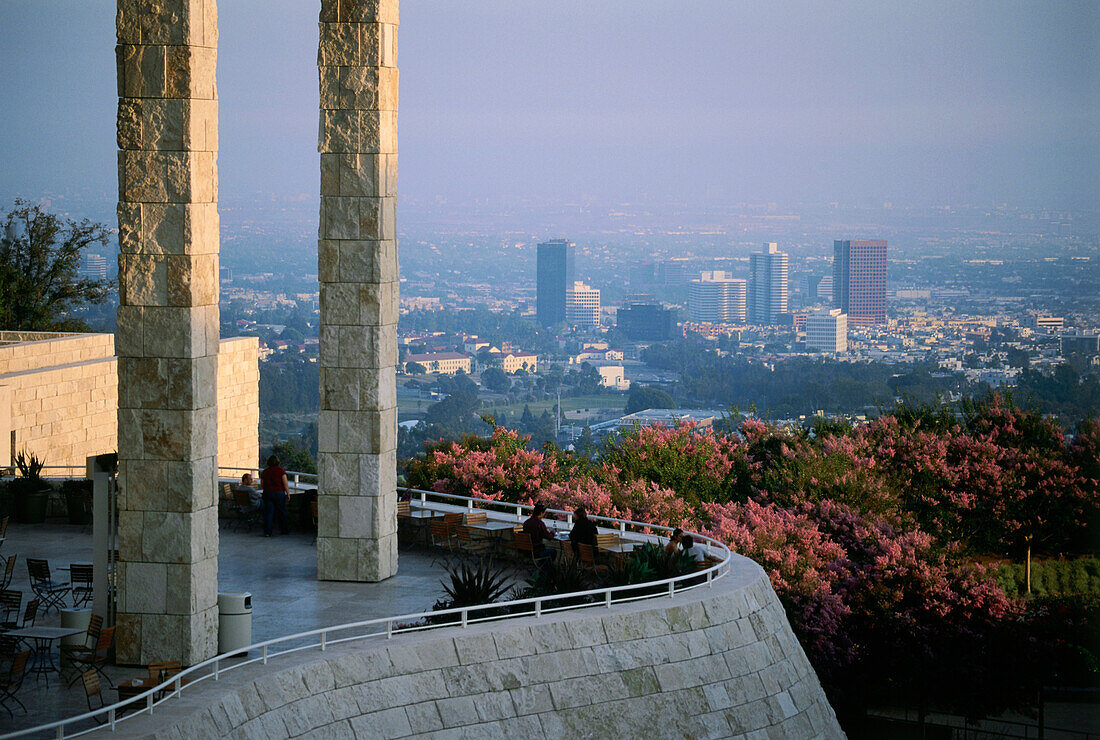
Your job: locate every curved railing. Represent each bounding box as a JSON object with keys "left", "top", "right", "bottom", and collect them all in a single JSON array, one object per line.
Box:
[{"left": 5, "top": 486, "right": 731, "bottom": 739}]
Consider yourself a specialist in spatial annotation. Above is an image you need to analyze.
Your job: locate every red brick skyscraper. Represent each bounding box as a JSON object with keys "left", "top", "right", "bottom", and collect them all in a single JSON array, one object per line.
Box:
[{"left": 833, "top": 240, "right": 887, "bottom": 326}]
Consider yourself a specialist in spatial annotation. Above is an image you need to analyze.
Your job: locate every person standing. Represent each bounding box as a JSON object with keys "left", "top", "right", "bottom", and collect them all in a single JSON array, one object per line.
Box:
[{"left": 260, "top": 455, "right": 290, "bottom": 537}]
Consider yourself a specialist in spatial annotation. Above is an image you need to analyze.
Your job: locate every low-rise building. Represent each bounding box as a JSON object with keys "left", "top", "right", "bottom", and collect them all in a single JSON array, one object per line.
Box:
[
  {"left": 500, "top": 352, "right": 538, "bottom": 373},
  {"left": 404, "top": 352, "right": 472, "bottom": 374}
]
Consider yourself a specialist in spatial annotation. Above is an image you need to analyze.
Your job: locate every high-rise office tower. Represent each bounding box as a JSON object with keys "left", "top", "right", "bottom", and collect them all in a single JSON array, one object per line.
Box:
[
  {"left": 805, "top": 309, "right": 847, "bottom": 353},
  {"left": 536, "top": 239, "right": 575, "bottom": 327},
  {"left": 833, "top": 240, "right": 887, "bottom": 326},
  {"left": 748, "top": 242, "right": 789, "bottom": 325},
  {"left": 565, "top": 281, "right": 601, "bottom": 326},
  {"left": 689, "top": 271, "right": 746, "bottom": 324}
]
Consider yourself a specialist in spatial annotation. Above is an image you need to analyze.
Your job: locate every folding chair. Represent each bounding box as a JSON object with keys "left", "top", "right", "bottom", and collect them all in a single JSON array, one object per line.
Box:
[
  {"left": 70, "top": 564, "right": 94, "bottom": 608},
  {"left": 577, "top": 543, "right": 610, "bottom": 578},
  {"left": 218, "top": 483, "right": 235, "bottom": 525},
  {"left": 233, "top": 490, "right": 261, "bottom": 532},
  {"left": 396, "top": 501, "right": 411, "bottom": 519},
  {"left": 0, "top": 591, "right": 20, "bottom": 627},
  {"left": 1, "top": 599, "right": 36, "bottom": 635},
  {"left": 0, "top": 650, "right": 29, "bottom": 717},
  {"left": 454, "top": 525, "right": 493, "bottom": 558},
  {"left": 67, "top": 625, "right": 115, "bottom": 688},
  {"left": 81, "top": 670, "right": 107, "bottom": 720},
  {"left": 0, "top": 555, "right": 13, "bottom": 590},
  {"left": 61, "top": 613, "right": 103, "bottom": 682},
  {"left": 464, "top": 511, "right": 487, "bottom": 525},
  {"left": 26, "top": 559, "right": 70, "bottom": 614}
]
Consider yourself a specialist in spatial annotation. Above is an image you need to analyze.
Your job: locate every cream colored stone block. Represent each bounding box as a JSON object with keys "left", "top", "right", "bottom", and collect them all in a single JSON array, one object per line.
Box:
[
  {"left": 167, "top": 253, "right": 218, "bottom": 307},
  {"left": 358, "top": 197, "right": 396, "bottom": 240},
  {"left": 166, "top": 44, "right": 217, "bottom": 100},
  {"left": 119, "top": 561, "right": 168, "bottom": 614},
  {"left": 362, "top": 23, "right": 397, "bottom": 67},
  {"left": 166, "top": 150, "right": 216, "bottom": 204},
  {"left": 119, "top": 253, "right": 168, "bottom": 307},
  {"left": 359, "top": 450, "right": 396, "bottom": 495},
  {"left": 319, "top": 109, "right": 358, "bottom": 153},
  {"left": 359, "top": 281, "right": 398, "bottom": 325},
  {"left": 320, "top": 0, "right": 399, "bottom": 27},
  {"left": 118, "top": 150, "right": 168, "bottom": 202},
  {"left": 318, "top": 22, "right": 359, "bottom": 66},
  {"left": 358, "top": 366, "right": 396, "bottom": 410},
  {"left": 319, "top": 451, "right": 359, "bottom": 496},
  {"left": 358, "top": 532, "right": 397, "bottom": 581},
  {"left": 317, "top": 536, "right": 358, "bottom": 581},
  {"left": 116, "top": 43, "right": 167, "bottom": 98}
]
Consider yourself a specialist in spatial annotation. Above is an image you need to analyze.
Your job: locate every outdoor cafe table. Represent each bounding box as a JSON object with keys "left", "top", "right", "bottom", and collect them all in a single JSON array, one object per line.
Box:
[
  {"left": 6, "top": 625, "right": 86, "bottom": 686},
  {"left": 467, "top": 520, "right": 515, "bottom": 555}
]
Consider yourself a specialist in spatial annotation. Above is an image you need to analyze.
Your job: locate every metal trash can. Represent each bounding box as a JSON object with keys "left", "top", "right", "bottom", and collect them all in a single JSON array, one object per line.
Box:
[{"left": 217, "top": 592, "right": 252, "bottom": 655}]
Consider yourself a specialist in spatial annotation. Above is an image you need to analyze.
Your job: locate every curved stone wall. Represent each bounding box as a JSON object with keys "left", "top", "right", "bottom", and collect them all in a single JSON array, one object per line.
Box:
[{"left": 118, "top": 556, "right": 843, "bottom": 739}]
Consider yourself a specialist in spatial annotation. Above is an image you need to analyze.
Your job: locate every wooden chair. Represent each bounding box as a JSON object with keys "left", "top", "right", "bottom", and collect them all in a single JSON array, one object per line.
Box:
[
  {"left": 576, "top": 543, "right": 609, "bottom": 577},
  {"left": 0, "top": 650, "right": 30, "bottom": 717},
  {"left": 454, "top": 525, "right": 493, "bottom": 558},
  {"left": 0, "top": 591, "right": 20, "bottom": 627},
  {"left": 67, "top": 625, "right": 115, "bottom": 688},
  {"left": 70, "top": 563, "right": 94, "bottom": 608},
  {"left": 0, "top": 555, "right": 14, "bottom": 590},
  {"left": 218, "top": 483, "right": 235, "bottom": 524},
  {"left": 81, "top": 669, "right": 107, "bottom": 719},
  {"left": 429, "top": 521, "right": 456, "bottom": 553},
  {"left": 463, "top": 511, "right": 487, "bottom": 525},
  {"left": 26, "top": 558, "right": 70, "bottom": 614},
  {"left": 61, "top": 613, "right": 103, "bottom": 680},
  {"left": 513, "top": 532, "right": 544, "bottom": 568},
  {"left": 596, "top": 533, "right": 621, "bottom": 550},
  {"left": 1, "top": 599, "right": 37, "bottom": 634},
  {"left": 396, "top": 501, "right": 410, "bottom": 519},
  {"left": 233, "top": 490, "right": 261, "bottom": 531},
  {"left": 148, "top": 660, "right": 183, "bottom": 700}
]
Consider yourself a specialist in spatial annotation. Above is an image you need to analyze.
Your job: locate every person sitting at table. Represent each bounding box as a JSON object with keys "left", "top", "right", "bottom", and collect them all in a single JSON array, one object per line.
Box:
[
  {"left": 522, "top": 502, "right": 557, "bottom": 565},
  {"left": 237, "top": 473, "right": 262, "bottom": 512},
  {"left": 664, "top": 528, "right": 684, "bottom": 555},
  {"left": 568, "top": 506, "right": 598, "bottom": 556},
  {"left": 680, "top": 534, "right": 708, "bottom": 563}
]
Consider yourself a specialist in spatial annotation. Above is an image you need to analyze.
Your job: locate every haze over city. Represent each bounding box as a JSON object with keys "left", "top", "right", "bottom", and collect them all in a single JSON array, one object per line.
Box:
[{"left": 2, "top": 1, "right": 1097, "bottom": 215}]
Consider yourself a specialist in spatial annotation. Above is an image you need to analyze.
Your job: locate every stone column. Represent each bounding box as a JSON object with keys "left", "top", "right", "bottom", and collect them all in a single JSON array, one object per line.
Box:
[
  {"left": 114, "top": 0, "right": 220, "bottom": 664},
  {"left": 316, "top": 0, "right": 399, "bottom": 582}
]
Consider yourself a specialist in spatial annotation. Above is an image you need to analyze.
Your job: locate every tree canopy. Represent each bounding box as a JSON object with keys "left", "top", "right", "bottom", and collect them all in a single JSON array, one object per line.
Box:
[{"left": 1, "top": 200, "right": 111, "bottom": 331}]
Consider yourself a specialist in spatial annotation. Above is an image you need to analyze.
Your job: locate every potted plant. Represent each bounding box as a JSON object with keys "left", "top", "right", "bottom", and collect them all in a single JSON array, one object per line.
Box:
[
  {"left": 61, "top": 479, "right": 93, "bottom": 525},
  {"left": 12, "top": 450, "right": 50, "bottom": 524}
]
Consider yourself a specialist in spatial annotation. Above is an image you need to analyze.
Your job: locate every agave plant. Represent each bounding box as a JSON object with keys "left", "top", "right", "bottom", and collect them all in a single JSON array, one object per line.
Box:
[
  {"left": 437, "top": 558, "right": 514, "bottom": 609},
  {"left": 13, "top": 450, "right": 45, "bottom": 481}
]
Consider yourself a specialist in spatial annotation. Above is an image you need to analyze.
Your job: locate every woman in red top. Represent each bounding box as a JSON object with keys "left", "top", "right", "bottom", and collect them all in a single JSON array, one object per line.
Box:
[{"left": 259, "top": 455, "right": 290, "bottom": 536}]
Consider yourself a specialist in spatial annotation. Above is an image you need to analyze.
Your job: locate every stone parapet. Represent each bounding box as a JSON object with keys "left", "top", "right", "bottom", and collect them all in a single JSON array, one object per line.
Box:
[
  {"left": 216, "top": 336, "right": 260, "bottom": 472},
  {"left": 117, "top": 555, "right": 845, "bottom": 739},
  {"left": 316, "top": 0, "right": 399, "bottom": 582}
]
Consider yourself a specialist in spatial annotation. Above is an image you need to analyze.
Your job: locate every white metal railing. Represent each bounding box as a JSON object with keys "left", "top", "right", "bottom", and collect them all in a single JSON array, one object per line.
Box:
[
  {"left": 217, "top": 466, "right": 318, "bottom": 493},
  {"left": 5, "top": 485, "right": 731, "bottom": 739}
]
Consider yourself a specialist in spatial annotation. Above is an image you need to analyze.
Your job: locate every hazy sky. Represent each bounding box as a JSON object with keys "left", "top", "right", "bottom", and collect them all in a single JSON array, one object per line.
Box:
[{"left": 0, "top": 1, "right": 1096, "bottom": 210}]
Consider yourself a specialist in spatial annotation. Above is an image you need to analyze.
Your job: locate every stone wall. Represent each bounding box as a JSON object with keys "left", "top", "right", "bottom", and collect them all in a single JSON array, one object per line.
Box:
[
  {"left": 0, "top": 333, "right": 257, "bottom": 473},
  {"left": 216, "top": 336, "right": 260, "bottom": 472},
  {"left": 118, "top": 556, "right": 844, "bottom": 739}
]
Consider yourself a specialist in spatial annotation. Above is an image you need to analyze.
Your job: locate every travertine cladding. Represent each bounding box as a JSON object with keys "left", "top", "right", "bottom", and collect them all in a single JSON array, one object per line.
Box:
[
  {"left": 115, "top": 0, "right": 221, "bottom": 665},
  {"left": 120, "top": 557, "right": 843, "bottom": 739},
  {"left": 216, "top": 336, "right": 260, "bottom": 472},
  {"left": 0, "top": 332, "right": 257, "bottom": 472},
  {"left": 316, "top": 0, "right": 400, "bottom": 582}
]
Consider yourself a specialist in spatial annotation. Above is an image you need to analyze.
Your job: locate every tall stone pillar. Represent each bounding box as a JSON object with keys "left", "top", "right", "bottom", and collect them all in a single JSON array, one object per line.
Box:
[
  {"left": 114, "top": 0, "right": 220, "bottom": 664},
  {"left": 316, "top": 0, "right": 399, "bottom": 581}
]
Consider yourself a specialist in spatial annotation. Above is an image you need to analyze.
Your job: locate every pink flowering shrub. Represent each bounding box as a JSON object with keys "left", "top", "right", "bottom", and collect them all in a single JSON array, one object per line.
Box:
[{"left": 402, "top": 399, "right": 1098, "bottom": 717}]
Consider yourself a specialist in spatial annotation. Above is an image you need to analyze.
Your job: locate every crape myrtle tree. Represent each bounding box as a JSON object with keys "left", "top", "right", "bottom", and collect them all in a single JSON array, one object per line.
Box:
[
  {"left": 404, "top": 395, "right": 1100, "bottom": 727},
  {"left": 1, "top": 200, "right": 111, "bottom": 331}
]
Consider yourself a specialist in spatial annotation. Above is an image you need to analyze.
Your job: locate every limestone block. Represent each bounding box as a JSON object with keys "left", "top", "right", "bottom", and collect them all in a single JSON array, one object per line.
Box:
[
  {"left": 116, "top": 457, "right": 169, "bottom": 512},
  {"left": 319, "top": 196, "right": 361, "bottom": 239},
  {"left": 359, "top": 281, "right": 399, "bottom": 325},
  {"left": 320, "top": 281, "right": 358, "bottom": 324},
  {"left": 166, "top": 555, "right": 218, "bottom": 614},
  {"left": 166, "top": 150, "right": 217, "bottom": 204},
  {"left": 320, "top": 368, "right": 359, "bottom": 411},
  {"left": 118, "top": 356, "right": 166, "bottom": 409},
  {"left": 115, "top": 612, "right": 143, "bottom": 665},
  {"left": 116, "top": 43, "right": 167, "bottom": 99},
  {"left": 362, "top": 23, "right": 397, "bottom": 67},
  {"left": 166, "top": 44, "right": 217, "bottom": 100},
  {"left": 117, "top": 560, "right": 166, "bottom": 614},
  {"left": 334, "top": 239, "right": 398, "bottom": 283},
  {"left": 405, "top": 703, "right": 443, "bottom": 734},
  {"left": 118, "top": 150, "right": 169, "bottom": 203},
  {"left": 318, "top": 23, "right": 359, "bottom": 67},
  {"left": 337, "top": 407, "right": 396, "bottom": 454},
  {"left": 319, "top": 109, "right": 358, "bottom": 154},
  {"left": 336, "top": 324, "right": 396, "bottom": 370},
  {"left": 136, "top": 202, "right": 219, "bottom": 255},
  {"left": 141, "top": 305, "right": 216, "bottom": 359},
  {"left": 317, "top": 536, "right": 357, "bottom": 581},
  {"left": 119, "top": 253, "right": 168, "bottom": 307},
  {"left": 358, "top": 196, "right": 396, "bottom": 240},
  {"left": 356, "top": 366, "right": 397, "bottom": 410},
  {"left": 359, "top": 110, "right": 397, "bottom": 154},
  {"left": 167, "top": 252, "right": 218, "bottom": 307},
  {"left": 357, "top": 532, "right": 396, "bottom": 580},
  {"left": 359, "top": 450, "right": 397, "bottom": 495},
  {"left": 166, "top": 354, "right": 218, "bottom": 411},
  {"left": 116, "top": 0, "right": 215, "bottom": 47},
  {"left": 319, "top": 0, "right": 399, "bottom": 26},
  {"left": 164, "top": 455, "right": 218, "bottom": 512}
]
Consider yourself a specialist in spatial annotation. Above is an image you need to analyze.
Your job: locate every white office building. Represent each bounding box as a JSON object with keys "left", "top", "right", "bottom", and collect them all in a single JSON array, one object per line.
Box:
[
  {"left": 689, "top": 271, "right": 746, "bottom": 324},
  {"left": 566, "top": 281, "right": 601, "bottom": 327},
  {"left": 805, "top": 308, "right": 847, "bottom": 353}
]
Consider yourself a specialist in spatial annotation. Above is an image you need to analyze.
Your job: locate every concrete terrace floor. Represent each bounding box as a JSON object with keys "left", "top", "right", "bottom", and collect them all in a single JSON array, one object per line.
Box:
[{"left": 0, "top": 518, "right": 460, "bottom": 736}]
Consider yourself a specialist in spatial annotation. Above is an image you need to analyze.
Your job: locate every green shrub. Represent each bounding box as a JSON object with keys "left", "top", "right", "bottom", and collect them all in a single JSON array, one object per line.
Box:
[{"left": 996, "top": 558, "right": 1100, "bottom": 598}]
